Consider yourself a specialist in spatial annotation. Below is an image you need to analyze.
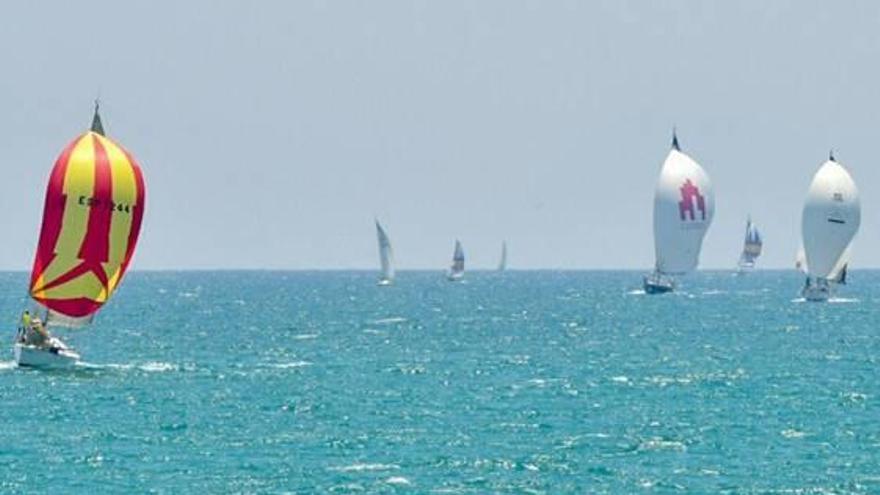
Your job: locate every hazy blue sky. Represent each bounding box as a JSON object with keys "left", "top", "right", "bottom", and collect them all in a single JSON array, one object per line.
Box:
[{"left": 1, "top": 1, "right": 879, "bottom": 270}]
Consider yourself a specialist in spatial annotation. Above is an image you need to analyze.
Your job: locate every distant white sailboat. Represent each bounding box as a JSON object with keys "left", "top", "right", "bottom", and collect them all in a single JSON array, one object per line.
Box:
[
  {"left": 800, "top": 152, "right": 860, "bottom": 301},
  {"left": 447, "top": 240, "right": 465, "bottom": 281},
  {"left": 375, "top": 220, "right": 395, "bottom": 286},
  {"left": 795, "top": 244, "right": 807, "bottom": 273},
  {"left": 497, "top": 241, "right": 508, "bottom": 272},
  {"left": 644, "top": 131, "right": 714, "bottom": 294},
  {"left": 737, "top": 217, "right": 762, "bottom": 272}
]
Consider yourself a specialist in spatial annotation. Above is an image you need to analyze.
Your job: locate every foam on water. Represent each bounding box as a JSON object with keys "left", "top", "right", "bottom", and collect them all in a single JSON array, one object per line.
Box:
[
  {"left": 268, "top": 361, "right": 312, "bottom": 369},
  {"left": 372, "top": 316, "right": 407, "bottom": 325},
  {"left": 76, "top": 361, "right": 180, "bottom": 373},
  {"left": 329, "top": 463, "right": 399, "bottom": 473}
]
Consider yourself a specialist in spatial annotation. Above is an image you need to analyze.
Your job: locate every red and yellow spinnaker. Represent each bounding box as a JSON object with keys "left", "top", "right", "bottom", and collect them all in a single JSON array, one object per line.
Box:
[{"left": 30, "top": 117, "right": 146, "bottom": 320}]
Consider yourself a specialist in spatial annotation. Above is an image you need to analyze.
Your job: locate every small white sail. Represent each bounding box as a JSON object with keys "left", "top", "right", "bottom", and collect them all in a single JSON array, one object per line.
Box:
[
  {"left": 375, "top": 220, "right": 395, "bottom": 285},
  {"left": 795, "top": 244, "right": 808, "bottom": 273},
  {"left": 646, "top": 132, "right": 714, "bottom": 292},
  {"left": 737, "top": 217, "right": 762, "bottom": 270},
  {"left": 448, "top": 240, "right": 465, "bottom": 280},
  {"left": 801, "top": 153, "right": 860, "bottom": 300},
  {"left": 497, "top": 241, "right": 508, "bottom": 272}
]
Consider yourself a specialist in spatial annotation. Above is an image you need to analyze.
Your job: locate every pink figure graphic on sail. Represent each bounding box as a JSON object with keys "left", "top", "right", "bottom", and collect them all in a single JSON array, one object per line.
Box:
[{"left": 678, "top": 179, "right": 706, "bottom": 221}]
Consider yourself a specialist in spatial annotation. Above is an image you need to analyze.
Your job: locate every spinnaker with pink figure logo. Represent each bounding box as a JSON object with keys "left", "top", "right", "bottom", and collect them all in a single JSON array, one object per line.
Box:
[{"left": 643, "top": 131, "right": 714, "bottom": 294}]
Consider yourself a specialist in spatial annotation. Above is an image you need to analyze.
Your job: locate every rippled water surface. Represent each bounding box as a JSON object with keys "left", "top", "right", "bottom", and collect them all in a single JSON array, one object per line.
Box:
[{"left": 2, "top": 270, "right": 880, "bottom": 494}]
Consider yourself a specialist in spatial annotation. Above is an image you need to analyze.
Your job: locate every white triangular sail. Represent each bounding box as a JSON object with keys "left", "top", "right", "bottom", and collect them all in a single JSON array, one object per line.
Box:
[
  {"left": 651, "top": 135, "right": 714, "bottom": 276},
  {"left": 375, "top": 220, "right": 395, "bottom": 284},
  {"left": 795, "top": 244, "right": 808, "bottom": 273},
  {"left": 497, "top": 241, "right": 507, "bottom": 272},
  {"left": 449, "top": 240, "right": 465, "bottom": 279},
  {"left": 801, "top": 157, "right": 860, "bottom": 280}
]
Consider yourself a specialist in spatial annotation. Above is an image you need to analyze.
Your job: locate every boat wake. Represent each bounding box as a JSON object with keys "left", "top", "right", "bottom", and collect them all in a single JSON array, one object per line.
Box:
[
  {"left": 76, "top": 361, "right": 179, "bottom": 373},
  {"left": 267, "top": 361, "right": 312, "bottom": 369},
  {"left": 0, "top": 360, "right": 17, "bottom": 371},
  {"left": 627, "top": 289, "right": 646, "bottom": 296},
  {"left": 791, "top": 297, "right": 858, "bottom": 304},
  {"left": 829, "top": 297, "right": 859, "bottom": 304},
  {"left": 328, "top": 462, "right": 399, "bottom": 473}
]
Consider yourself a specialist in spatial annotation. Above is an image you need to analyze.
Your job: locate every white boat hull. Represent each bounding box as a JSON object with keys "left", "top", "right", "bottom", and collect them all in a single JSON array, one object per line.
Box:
[
  {"left": 14, "top": 341, "right": 80, "bottom": 369},
  {"left": 447, "top": 272, "right": 464, "bottom": 282},
  {"left": 643, "top": 272, "right": 675, "bottom": 294},
  {"left": 377, "top": 278, "right": 393, "bottom": 286},
  {"left": 802, "top": 283, "right": 831, "bottom": 302}
]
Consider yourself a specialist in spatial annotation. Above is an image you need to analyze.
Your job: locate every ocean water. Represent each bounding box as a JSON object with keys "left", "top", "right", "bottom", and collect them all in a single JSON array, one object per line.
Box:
[{"left": 1, "top": 270, "right": 880, "bottom": 494}]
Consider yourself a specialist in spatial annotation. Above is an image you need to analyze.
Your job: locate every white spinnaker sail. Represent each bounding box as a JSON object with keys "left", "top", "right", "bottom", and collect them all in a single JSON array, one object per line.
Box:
[
  {"left": 450, "top": 240, "right": 465, "bottom": 275},
  {"left": 801, "top": 158, "right": 860, "bottom": 279},
  {"left": 498, "top": 242, "right": 507, "bottom": 271},
  {"left": 652, "top": 146, "right": 715, "bottom": 275},
  {"left": 376, "top": 220, "right": 394, "bottom": 282}
]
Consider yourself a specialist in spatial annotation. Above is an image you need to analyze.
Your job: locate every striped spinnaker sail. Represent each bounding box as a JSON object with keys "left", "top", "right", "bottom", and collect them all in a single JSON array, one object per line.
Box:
[{"left": 29, "top": 116, "right": 146, "bottom": 322}]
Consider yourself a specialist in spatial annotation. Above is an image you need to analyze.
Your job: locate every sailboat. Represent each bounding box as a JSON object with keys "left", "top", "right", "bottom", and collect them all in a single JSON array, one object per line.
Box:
[
  {"left": 800, "top": 152, "right": 859, "bottom": 301},
  {"left": 795, "top": 244, "right": 807, "bottom": 273},
  {"left": 736, "top": 217, "right": 763, "bottom": 272},
  {"left": 497, "top": 241, "right": 508, "bottom": 272},
  {"left": 14, "top": 103, "right": 146, "bottom": 368},
  {"left": 644, "top": 131, "right": 714, "bottom": 294},
  {"left": 447, "top": 240, "right": 465, "bottom": 281},
  {"left": 375, "top": 220, "right": 395, "bottom": 286}
]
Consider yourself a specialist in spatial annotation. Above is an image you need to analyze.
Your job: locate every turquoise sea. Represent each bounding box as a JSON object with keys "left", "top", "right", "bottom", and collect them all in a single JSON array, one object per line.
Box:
[{"left": 1, "top": 270, "right": 879, "bottom": 494}]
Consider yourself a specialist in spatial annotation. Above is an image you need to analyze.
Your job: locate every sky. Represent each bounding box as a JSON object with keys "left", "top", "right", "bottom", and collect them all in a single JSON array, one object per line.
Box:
[{"left": 1, "top": 1, "right": 880, "bottom": 270}]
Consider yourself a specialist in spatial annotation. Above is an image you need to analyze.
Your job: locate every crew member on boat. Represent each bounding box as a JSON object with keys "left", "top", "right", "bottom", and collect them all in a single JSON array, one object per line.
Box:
[
  {"left": 17, "top": 311, "right": 31, "bottom": 342},
  {"left": 23, "top": 316, "right": 51, "bottom": 347}
]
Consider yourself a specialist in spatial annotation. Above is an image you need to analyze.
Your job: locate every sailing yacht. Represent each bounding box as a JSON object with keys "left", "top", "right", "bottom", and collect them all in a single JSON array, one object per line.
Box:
[
  {"left": 14, "top": 102, "right": 147, "bottom": 368},
  {"left": 497, "top": 241, "right": 508, "bottom": 272},
  {"left": 375, "top": 220, "right": 395, "bottom": 286},
  {"left": 736, "top": 217, "right": 762, "bottom": 272},
  {"left": 800, "top": 152, "right": 859, "bottom": 301},
  {"left": 644, "top": 131, "right": 714, "bottom": 293},
  {"left": 447, "top": 240, "right": 465, "bottom": 281}
]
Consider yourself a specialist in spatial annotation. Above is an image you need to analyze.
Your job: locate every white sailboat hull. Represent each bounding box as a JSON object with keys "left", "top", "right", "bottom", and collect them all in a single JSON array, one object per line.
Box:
[
  {"left": 377, "top": 278, "right": 393, "bottom": 286},
  {"left": 802, "top": 280, "right": 832, "bottom": 302},
  {"left": 14, "top": 339, "right": 80, "bottom": 369},
  {"left": 447, "top": 271, "right": 464, "bottom": 282},
  {"left": 643, "top": 272, "right": 675, "bottom": 294}
]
